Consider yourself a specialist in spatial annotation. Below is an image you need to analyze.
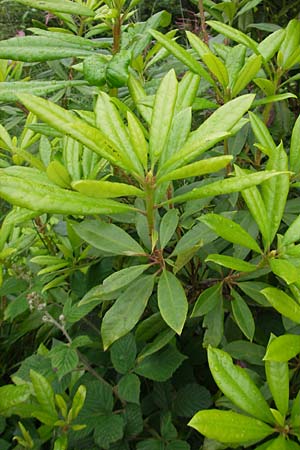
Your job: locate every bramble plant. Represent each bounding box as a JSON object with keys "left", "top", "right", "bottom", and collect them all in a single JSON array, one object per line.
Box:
[{"left": 0, "top": 1, "right": 300, "bottom": 449}]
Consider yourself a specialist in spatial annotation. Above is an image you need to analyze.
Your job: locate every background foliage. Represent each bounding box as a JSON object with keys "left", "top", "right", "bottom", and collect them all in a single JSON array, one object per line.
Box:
[{"left": 1, "top": 1, "right": 300, "bottom": 449}]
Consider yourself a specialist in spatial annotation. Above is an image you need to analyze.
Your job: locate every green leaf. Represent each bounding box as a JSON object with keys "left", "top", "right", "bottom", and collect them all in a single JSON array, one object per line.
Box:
[
  {"left": 149, "top": 30, "right": 214, "bottom": 84},
  {"left": 249, "top": 112, "right": 276, "bottom": 156},
  {"left": 72, "top": 179, "right": 144, "bottom": 198},
  {"left": 283, "top": 214, "right": 300, "bottom": 246},
  {"left": 206, "top": 254, "right": 257, "bottom": 272},
  {"left": 157, "top": 156, "right": 233, "bottom": 183},
  {"left": 279, "top": 19, "right": 300, "bottom": 68},
  {"left": 134, "top": 345, "right": 186, "bottom": 381},
  {"left": 207, "top": 20, "right": 259, "bottom": 53},
  {"left": 95, "top": 92, "right": 143, "bottom": 176},
  {"left": 208, "top": 347, "right": 274, "bottom": 423},
  {"left": 261, "top": 287, "right": 300, "bottom": 323},
  {"left": 137, "top": 328, "right": 175, "bottom": 362},
  {"left": 49, "top": 343, "right": 79, "bottom": 379},
  {"left": 149, "top": 69, "right": 178, "bottom": 166},
  {"left": 106, "top": 49, "right": 131, "bottom": 88},
  {"left": 235, "top": 166, "right": 270, "bottom": 245},
  {"left": 166, "top": 441, "right": 190, "bottom": 450},
  {"left": 15, "top": 0, "right": 94, "bottom": 16},
  {"left": 123, "top": 403, "right": 143, "bottom": 436},
  {"left": 47, "top": 160, "right": 71, "bottom": 188},
  {"left": 101, "top": 275, "right": 155, "bottom": 349},
  {"left": 0, "top": 36, "right": 93, "bottom": 62},
  {"left": 70, "top": 385, "right": 86, "bottom": 420},
  {"left": 253, "top": 93, "right": 297, "bottom": 107},
  {"left": 231, "top": 289, "right": 255, "bottom": 341},
  {"left": 264, "top": 334, "right": 300, "bottom": 361},
  {"left": 174, "top": 383, "right": 212, "bottom": 418},
  {"left": 110, "top": 333, "right": 137, "bottom": 374},
  {"left": 291, "top": 390, "right": 300, "bottom": 429},
  {"left": 53, "top": 435, "right": 68, "bottom": 450},
  {"left": 159, "top": 209, "right": 179, "bottom": 249},
  {"left": 94, "top": 414, "right": 124, "bottom": 448},
  {"left": 117, "top": 374, "right": 140, "bottom": 404},
  {"left": 30, "top": 370, "right": 57, "bottom": 419},
  {"left": 137, "top": 440, "right": 164, "bottom": 450},
  {"left": 232, "top": 55, "right": 262, "bottom": 97},
  {"left": 203, "top": 297, "right": 224, "bottom": 348},
  {"left": 158, "top": 270, "right": 188, "bottom": 334},
  {"left": 102, "top": 265, "right": 150, "bottom": 294},
  {"left": 270, "top": 259, "right": 300, "bottom": 285},
  {"left": 17, "top": 94, "right": 132, "bottom": 172},
  {"left": 199, "top": 213, "right": 261, "bottom": 253},
  {"left": 127, "top": 111, "right": 148, "bottom": 170},
  {"left": 290, "top": 114, "right": 300, "bottom": 174},
  {"left": 160, "top": 94, "right": 254, "bottom": 172},
  {"left": 257, "top": 28, "right": 285, "bottom": 62},
  {"left": 261, "top": 143, "right": 289, "bottom": 244},
  {"left": 0, "top": 173, "right": 133, "bottom": 216},
  {"left": 0, "top": 385, "right": 31, "bottom": 416},
  {"left": 189, "top": 410, "right": 273, "bottom": 443},
  {"left": 72, "top": 220, "right": 144, "bottom": 256},
  {"left": 223, "top": 340, "right": 265, "bottom": 366},
  {"left": 0, "top": 80, "right": 86, "bottom": 102},
  {"left": 265, "top": 356, "right": 289, "bottom": 417},
  {"left": 202, "top": 53, "right": 229, "bottom": 88},
  {"left": 167, "top": 170, "right": 283, "bottom": 204},
  {"left": 191, "top": 283, "right": 222, "bottom": 317}
]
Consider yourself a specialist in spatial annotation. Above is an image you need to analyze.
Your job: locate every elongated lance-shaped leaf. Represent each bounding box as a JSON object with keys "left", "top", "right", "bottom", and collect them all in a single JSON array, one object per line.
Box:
[
  {"left": 231, "top": 289, "right": 255, "bottom": 341},
  {"left": 232, "top": 55, "right": 262, "bottom": 97},
  {"left": 189, "top": 410, "right": 274, "bottom": 444},
  {"left": 265, "top": 338, "right": 289, "bottom": 417},
  {"left": 149, "top": 30, "right": 214, "bottom": 84},
  {"left": 72, "top": 180, "right": 145, "bottom": 198},
  {"left": 95, "top": 93, "right": 143, "bottom": 176},
  {"left": 283, "top": 214, "right": 300, "bottom": 246},
  {"left": 257, "top": 28, "right": 285, "bottom": 62},
  {"left": 279, "top": 19, "right": 300, "bottom": 69},
  {"left": 72, "top": 220, "right": 144, "bottom": 256},
  {"left": 0, "top": 36, "right": 94, "bottom": 62},
  {"left": 149, "top": 70, "right": 178, "bottom": 167},
  {"left": 261, "top": 143, "right": 289, "bottom": 244},
  {"left": 290, "top": 114, "right": 300, "bottom": 174},
  {"left": 261, "top": 287, "right": 300, "bottom": 323},
  {"left": 159, "top": 155, "right": 232, "bottom": 183},
  {"left": 63, "top": 136, "right": 81, "bottom": 181},
  {"left": 186, "top": 30, "right": 213, "bottom": 58},
  {"left": 235, "top": 166, "right": 270, "bottom": 246},
  {"left": 264, "top": 334, "right": 300, "bottom": 362},
  {"left": 28, "top": 28, "right": 103, "bottom": 48},
  {"left": 202, "top": 53, "right": 229, "bottom": 88},
  {"left": 159, "top": 94, "right": 254, "bottom": 173},
  {"left": 157, "top": 270, "right": 188, "bottom": 334},
  {"left": 101, "top": 275, "right": 155, "bottom": 349},
  {"left": 0, "top": 174, "right": 134, "bottom": 215},
  {"left": 17, "top": 94, "right": 135, "bottom": 175},
  {"left": 127, "top": 111, "right": 148, "bottom": 171},
  {"left": 199, "top": 213, "right": 261, "bottom": 253},
  {"left": 128, "top": 74, "right": 152, "bottom": 124},
  {"left": 249, "top": 112, "right": 276, "bottom": 156},
  {"left": 207, "top": 20, "right": 259, "bottom": 54},
  {"left": 0, "top": 80, "right": 87, "bottom": 103},
  {"left": 164, "top": 170, "right": 284, "bottom": 204},
  {"left": 176, "top": 71, "right": 200, "bottom": 112},
  {"left": 14, "top": 0, "right": 95, "bottom": 16},
  {"left": 208, "top": 347, "right": 274, "bottom": 424},
  {"left": 206, "top": 254, "right": 257, "bottom": 272}
]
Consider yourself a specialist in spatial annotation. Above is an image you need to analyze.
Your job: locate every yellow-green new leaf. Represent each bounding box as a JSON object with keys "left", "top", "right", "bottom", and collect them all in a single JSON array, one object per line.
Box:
[
  {"left": 15, "top": 0, "right": 95, "bottom": 16},
  {"left": 208, "top": 347, "right": 274, "bottom": 423},
  {"left": 127, "top": 111, "right": 148, "bottom": 170},
  {"left": 160, "top": 94, "right": 254, "bottom": 171},
  {"left": 261, "top": 287, "right": 300, "bottom": 323},
  {"left": 207, "top": 20, "right": 259, "bottom": 54},
  {"left": 265, "top": 357, "right": 289, "bottom": 417},
  {"left": 202, "top": 53, "right": 229, "bottom": 88},
  {"left": 158, "top": 270, "right": 188, "bottom": 334},
  {"left": 0, "top": 174, "right": 133, "bottom": 215},
  {"left": 149, "top": 30, "right": 214, "bottom": 84},
  {"left": 249, "top": 112, "right": 276, "bottom": 156},
  {"left": 72, "top": 180, "right": 144, "bottom": 198},
  {"left": 149, "top": 70, "right": 178, "bottom": 166},
  {"left": 47, "top": 160, "right": 71, "bottom": 188},
  {"left": 199, "top": 213, "right": 261, "bottom": 253},
  {"left": 17, "top": 94, "right": 131, "bottom": 173},
  {"left": 157, "top": 155, "right": 232, "bottom": 183},
  {"left": 232, "top": 55, "right": 262, "bottom": 97},
  {"left": 206, "top": 254, "right": 257, "bottom": 272},
  {"left": 270, "top": 258, "right": 300, "bottom": 285},
  {"left": 189, "top": 410, "right": 273, "bottom": 443},
  {"left": 290, "top": 114, "right": 300, "bottom": 174},
  {"left": 264, "top": 334, "right": 300, "bottom": 361},
  {"left": 166, "top": 170, "right": 283, "bottom": 204}
]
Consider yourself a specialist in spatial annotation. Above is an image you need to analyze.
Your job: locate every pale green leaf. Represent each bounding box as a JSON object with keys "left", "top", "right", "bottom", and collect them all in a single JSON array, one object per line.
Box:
[{"left": 261, "top": 287, "right": 300, "bottom": 323}]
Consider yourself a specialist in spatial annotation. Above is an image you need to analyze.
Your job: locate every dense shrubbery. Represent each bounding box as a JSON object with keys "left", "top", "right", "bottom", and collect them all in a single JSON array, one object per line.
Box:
[{"left": 1, "top": 1, "right": 300, "bottom": 449}]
